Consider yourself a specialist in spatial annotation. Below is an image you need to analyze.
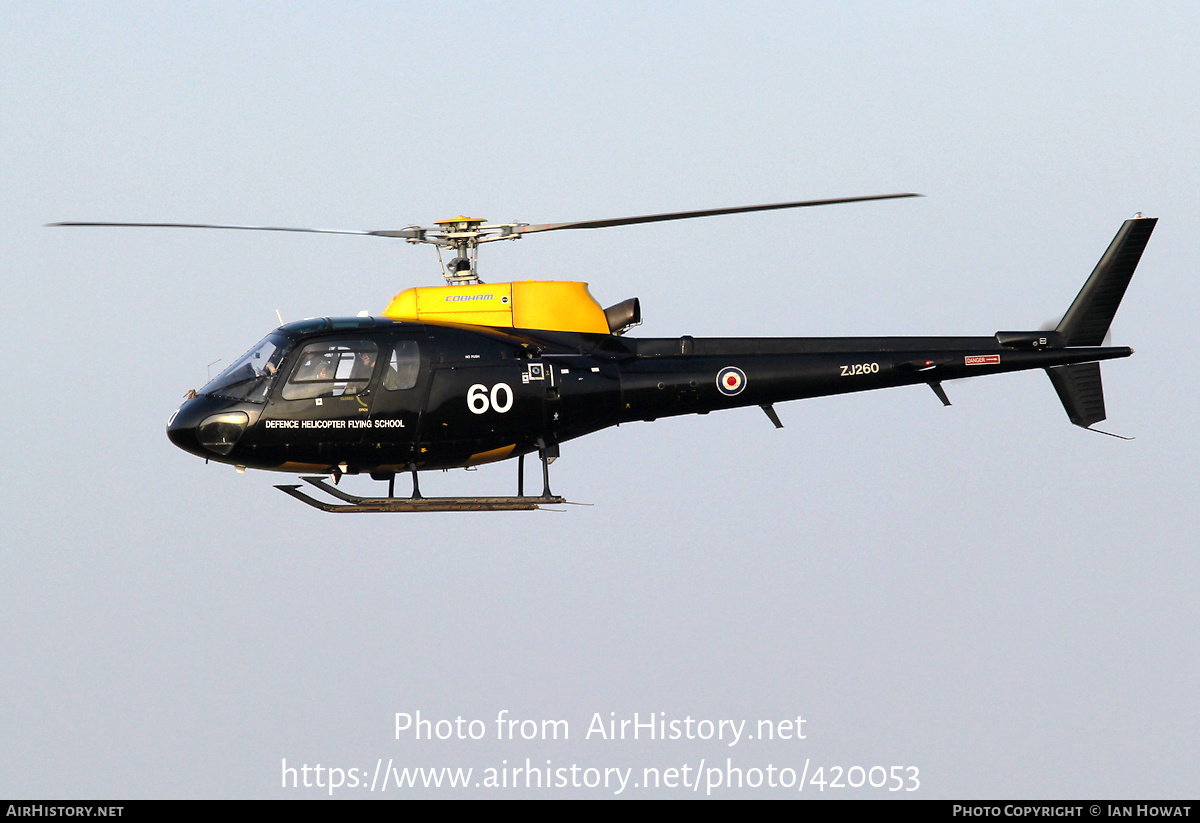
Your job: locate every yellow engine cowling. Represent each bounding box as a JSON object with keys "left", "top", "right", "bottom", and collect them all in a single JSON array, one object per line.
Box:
[{"left": 381, "top": 281, "right": 611, "bottom": 334}]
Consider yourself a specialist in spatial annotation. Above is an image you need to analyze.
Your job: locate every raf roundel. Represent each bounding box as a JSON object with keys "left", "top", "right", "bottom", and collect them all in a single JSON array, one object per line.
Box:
[{"left": 716, "top": 366, "right": 747, "bottom": 396}]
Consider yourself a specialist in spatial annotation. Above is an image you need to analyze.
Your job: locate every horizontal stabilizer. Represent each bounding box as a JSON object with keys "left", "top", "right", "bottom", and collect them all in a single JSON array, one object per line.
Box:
[
  {"left": 1057, "top": 217, "right": 1156, "bottom": 346},
  {"left": 1046, "top": 362, "right": 1105, "bottom": 428}
]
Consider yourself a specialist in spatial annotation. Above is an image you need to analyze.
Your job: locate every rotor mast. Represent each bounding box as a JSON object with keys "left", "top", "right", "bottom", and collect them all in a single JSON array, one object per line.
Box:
[
  {"left": 390, "top": 216, "right": 528, "bottom": 285},
  {"left": 432, "top": 216, "right": 501, "bottom": 285}
]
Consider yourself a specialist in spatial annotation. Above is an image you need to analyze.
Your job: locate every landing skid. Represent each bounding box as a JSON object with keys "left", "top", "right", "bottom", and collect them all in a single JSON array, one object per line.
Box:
[{"left": 275, "top": 476, "right": 567, "bottom": 513}]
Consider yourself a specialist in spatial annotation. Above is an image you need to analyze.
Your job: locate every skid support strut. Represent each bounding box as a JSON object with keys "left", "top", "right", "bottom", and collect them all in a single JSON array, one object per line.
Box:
[
  {"left": 408, "top": 462, "right": 422, "bottom": 500},
  {"left": 536, "top": 439, "right": 559, "bottom": 498}
]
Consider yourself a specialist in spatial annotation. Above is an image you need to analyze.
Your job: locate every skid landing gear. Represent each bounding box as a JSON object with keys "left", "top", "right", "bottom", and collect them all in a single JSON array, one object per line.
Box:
[
  {"left": 275, "top": 476, "right": 567, "bottom": 512},
  {"left": 275, "top": 447, "right": 569, "bottom": 512}
]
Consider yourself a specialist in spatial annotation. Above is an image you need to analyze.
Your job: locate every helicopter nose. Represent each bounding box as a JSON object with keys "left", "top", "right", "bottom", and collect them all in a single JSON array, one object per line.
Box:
[
  {"left": 166, "top": 401, "right": 205, "bottom": 457},
  {"left": 167, "top": 396, "right": 249, "bottom": 458}
]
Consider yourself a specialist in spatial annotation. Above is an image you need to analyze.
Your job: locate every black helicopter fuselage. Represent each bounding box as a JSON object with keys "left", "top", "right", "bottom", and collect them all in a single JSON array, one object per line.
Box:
[
  {"left": 57, "top": 200, "right": 1153, "bottom": 510},
  {"left": 166, "top": 315, "right": 1131, "bottom": 478}
]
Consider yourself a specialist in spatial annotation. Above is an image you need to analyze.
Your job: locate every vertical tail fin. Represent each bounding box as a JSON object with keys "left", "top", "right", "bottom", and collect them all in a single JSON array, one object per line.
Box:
[
  {"left": 1048, "top": 215, "right": 1154, "bottom": 429},
  {"left": 1056, "top": 216, "right": 1156, "bottom": 346}
]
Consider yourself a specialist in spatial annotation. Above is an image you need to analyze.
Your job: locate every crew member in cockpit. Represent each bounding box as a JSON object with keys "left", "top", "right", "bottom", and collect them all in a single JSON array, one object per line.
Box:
[{"left": 345, "top": 347, "right": 376, "bottom": 394}]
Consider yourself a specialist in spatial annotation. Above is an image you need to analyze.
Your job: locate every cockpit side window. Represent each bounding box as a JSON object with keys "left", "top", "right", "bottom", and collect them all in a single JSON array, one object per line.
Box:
[
  {"left": 201, "top": 333, "right": 290, "bottom": 404},
  {"left": 282, "top": 339, "right": 378, "bottom": 401},
  {"left": 383, "top": 340, "right": 420, "bottom": 391}
]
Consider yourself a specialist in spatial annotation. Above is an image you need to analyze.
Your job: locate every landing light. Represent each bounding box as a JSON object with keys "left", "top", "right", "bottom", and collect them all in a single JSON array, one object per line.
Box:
[{"left": 197, "top": 412, "right": 249, "bottom": 456}]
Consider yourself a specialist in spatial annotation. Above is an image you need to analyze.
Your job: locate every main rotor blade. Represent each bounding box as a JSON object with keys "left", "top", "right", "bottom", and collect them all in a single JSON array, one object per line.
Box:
[
  {"left": 517, "top": 193, "right": 921, "bottom": 234},
  {"left": 45, "top": 221, "right": 406, "bottom": 237}
]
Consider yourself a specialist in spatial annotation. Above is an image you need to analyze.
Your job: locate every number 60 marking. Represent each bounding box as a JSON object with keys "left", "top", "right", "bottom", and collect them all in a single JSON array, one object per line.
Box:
[{"left": 467, "top": 382, "right": 514, "bottom": 414}]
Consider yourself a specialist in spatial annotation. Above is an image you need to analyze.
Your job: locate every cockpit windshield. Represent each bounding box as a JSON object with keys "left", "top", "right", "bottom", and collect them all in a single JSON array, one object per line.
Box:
[{"left": 201, "top": 333, "right": 291, "bottom": 403}]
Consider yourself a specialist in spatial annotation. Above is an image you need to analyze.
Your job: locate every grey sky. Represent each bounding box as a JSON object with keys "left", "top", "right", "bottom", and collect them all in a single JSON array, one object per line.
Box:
[{"left": 2, "top": 1, "right": 1197, "bottom": 798}]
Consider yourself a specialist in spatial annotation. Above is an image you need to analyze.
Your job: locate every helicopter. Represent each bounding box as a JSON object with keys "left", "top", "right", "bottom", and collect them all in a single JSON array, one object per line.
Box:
[{"left": 51, "top": 195, "right": 1155, "bottom": 512}]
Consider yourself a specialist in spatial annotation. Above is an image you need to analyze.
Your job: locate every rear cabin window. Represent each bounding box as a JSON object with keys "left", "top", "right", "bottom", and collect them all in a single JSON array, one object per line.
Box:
[
  {"left": 384, "top": 340, "right": 420, "bottom": 391},
  {"left": 282, "top": 340, "right": 378, "bottom": 400}
]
